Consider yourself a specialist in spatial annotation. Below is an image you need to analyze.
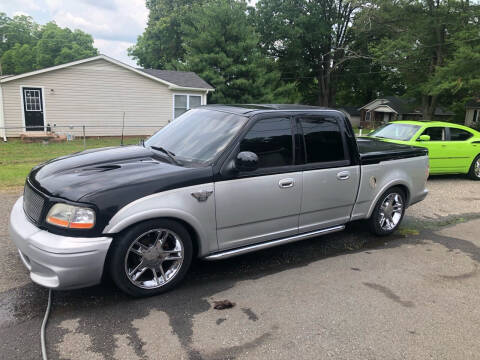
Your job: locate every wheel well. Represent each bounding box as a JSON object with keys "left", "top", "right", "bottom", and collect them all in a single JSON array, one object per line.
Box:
[{"left": 393, "top": 184, "right": 410, "bottom": 204}]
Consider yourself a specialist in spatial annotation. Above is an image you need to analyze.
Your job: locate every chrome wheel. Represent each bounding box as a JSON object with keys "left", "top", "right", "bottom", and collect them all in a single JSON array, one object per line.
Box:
[
  {"left": 378, "top": 193, "right": 403, "bottom": 231},
  {"left": 125, "top": 229, "right": 184, "bottom": 289},
  {"left": 475, "top": 159, "right": 480, "bottom": 178}
]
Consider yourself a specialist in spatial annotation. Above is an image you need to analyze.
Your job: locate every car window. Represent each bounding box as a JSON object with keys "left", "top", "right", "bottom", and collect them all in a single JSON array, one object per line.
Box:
[
  {"left": 146, "top": 109, "right": 247, "bottom": 164},
  {"left": 368, "top": 123, "right": 420, "bottom": 141},
  {"left": 298, "top": 117, "right": 345, "bottom": 163},
  {"left": 240, "top": 118, "right": 293, "bottom": 168},
  {"left": 449, "top": 127, "right": 473, "bottom": 141},
  {"left": 420, "top": 127, "right": 446, "bottom": 141}
]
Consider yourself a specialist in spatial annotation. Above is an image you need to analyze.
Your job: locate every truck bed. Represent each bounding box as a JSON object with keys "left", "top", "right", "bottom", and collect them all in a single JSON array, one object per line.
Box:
[{"left": 356, "top": 137, "right": 428, "bottom": 165}]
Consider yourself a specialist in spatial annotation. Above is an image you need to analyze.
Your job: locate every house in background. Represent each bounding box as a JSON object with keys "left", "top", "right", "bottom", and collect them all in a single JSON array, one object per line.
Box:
[
  {"left": 0, "top": 55, "right": 214, "bottom": 140},
  {"left": 465, "top": 99, "right": 480, "bottom": 128},
  {"left": 336, "top": 106, "right": 361, "bottom": 128},
  {"left": 359, "top": 96, "right": 454, "bottom": 128}
]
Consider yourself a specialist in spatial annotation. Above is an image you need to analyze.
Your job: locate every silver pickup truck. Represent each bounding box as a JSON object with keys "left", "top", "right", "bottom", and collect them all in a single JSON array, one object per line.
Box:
[{"left": 9, "top": 105, "right": 429, "bottom": 296}]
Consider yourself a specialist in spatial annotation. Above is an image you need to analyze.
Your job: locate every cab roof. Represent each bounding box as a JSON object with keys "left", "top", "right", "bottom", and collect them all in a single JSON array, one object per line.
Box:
[{"left": 202, "top": 104, "right": 334, "bottom": 116}]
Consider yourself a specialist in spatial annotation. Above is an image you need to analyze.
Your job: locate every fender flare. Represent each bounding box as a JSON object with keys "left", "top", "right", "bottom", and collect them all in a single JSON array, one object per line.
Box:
[
  {"left": 103, "top": 208, "right": 208, "bottom": 255},
  {"left": 366, "top": 180, "right": 411, "bottom": 219}
]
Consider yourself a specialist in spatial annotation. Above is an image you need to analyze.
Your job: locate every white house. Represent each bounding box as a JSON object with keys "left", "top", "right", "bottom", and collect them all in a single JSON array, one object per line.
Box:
[{"left": 0, "top": 55, "right": 214, "bottom": 140}]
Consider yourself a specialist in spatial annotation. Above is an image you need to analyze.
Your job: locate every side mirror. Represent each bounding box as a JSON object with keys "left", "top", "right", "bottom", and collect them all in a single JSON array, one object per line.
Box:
[
  {"left": 418, "top": 135, "right": 431, "bottom": 141},
  {"left": 235, "top": 151, "right": 259, "bottom": 172}
]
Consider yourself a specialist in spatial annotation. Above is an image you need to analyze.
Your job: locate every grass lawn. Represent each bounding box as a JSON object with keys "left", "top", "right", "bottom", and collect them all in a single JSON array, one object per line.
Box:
[{"left": 0, "top": 137, "right": 141, "bottom": 190}]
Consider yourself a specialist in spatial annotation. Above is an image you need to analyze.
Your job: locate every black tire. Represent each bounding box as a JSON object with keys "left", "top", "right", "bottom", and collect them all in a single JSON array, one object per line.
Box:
[
  {"left": 368, "top": 187, "right": 406, "bottom": 236},
  {"left": 468, "top": 154, "right": 480, "bottom": 180},
  {"left": 108, "top": 219, "right": 193, "bottom": 297}
]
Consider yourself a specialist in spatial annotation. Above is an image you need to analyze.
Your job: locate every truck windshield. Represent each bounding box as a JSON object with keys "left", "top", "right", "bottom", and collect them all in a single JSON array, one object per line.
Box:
[
  {"left": 145, "top": 108, "right": 248, "bottom": 165},
  {"left": 368, "top": 123, "right": 420, "bottom": 141}
]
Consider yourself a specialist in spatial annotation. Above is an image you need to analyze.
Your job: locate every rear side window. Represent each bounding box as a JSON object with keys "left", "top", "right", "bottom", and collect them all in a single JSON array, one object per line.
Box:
[
  {"left": 449, "top": 127, "right": 472, "bottom": 141},
  {"left": 240, "top": 117, "right": 293, "bottom": 168},
  {"left": 421, "top": 127, "right": 446, "bottom": 141},
  {"left": 298, "top": 117, "right": 345, "bottom": 163}
]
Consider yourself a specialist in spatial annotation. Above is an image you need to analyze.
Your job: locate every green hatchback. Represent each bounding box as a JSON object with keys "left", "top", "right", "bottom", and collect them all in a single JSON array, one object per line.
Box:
[{"left": 367, "top": 121, "right": 480, "bottom": 179}]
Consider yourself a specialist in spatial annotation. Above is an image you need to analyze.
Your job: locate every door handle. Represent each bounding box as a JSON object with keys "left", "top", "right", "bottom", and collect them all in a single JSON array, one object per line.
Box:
[
  {"left": 336, "top": 171, "right": 350, "bottom": 180},
  {"left": 278, "top": 178, "right": 294, "bottom": 188}
]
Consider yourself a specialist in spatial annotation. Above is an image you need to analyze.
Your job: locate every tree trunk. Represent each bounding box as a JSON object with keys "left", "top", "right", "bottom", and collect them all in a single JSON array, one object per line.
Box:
[{"left": 422, "top": 95, "right": 437, "bottom": 120}]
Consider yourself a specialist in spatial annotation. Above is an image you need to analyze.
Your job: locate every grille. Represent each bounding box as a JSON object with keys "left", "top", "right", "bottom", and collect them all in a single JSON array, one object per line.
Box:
[{"left": 23, "top": 183, "right": 45, "bottom": 223}]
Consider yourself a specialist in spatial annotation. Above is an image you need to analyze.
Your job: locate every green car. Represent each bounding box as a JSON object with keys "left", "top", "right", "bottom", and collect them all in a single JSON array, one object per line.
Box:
[{"left": 367, "top": 121, "right": 480, "bottom": 179}]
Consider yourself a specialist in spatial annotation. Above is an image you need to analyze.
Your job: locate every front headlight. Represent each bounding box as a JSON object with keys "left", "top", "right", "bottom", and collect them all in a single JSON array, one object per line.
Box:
[{"left": 46, "top": 203, "right": 95, "bottom": 229}]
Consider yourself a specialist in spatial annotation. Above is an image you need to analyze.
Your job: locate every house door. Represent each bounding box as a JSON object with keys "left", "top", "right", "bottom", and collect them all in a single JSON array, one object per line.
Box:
[{"left": 22, "top": 87, "right": 44, "bottom": 131}]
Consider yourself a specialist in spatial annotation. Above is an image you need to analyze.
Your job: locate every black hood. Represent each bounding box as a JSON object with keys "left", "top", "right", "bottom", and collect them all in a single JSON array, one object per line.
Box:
[{"left": 28, "top": 145, "right": 213, "bottom": 235}]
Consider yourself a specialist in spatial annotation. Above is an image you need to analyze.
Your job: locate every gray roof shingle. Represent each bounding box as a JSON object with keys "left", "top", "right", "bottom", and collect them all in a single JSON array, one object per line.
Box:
[{"left": 139, "top": 69, "right": 214, "bottom": 90}]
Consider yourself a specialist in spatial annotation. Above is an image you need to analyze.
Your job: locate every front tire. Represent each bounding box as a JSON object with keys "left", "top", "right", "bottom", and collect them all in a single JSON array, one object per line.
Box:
[
  {"left": 109, "top": 219, "right": 193, "bottom": 297},
  {"left": 368, "top": 187, "right": 406, "bottom": 236},
  {"left": 468, "top": 155, "right": 480, "bottom": 180}
]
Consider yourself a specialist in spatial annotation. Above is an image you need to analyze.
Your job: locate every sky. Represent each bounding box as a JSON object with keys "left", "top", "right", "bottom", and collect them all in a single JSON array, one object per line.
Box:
[{"left": 0, "top": 0, "right": 149, "bottom": 66}]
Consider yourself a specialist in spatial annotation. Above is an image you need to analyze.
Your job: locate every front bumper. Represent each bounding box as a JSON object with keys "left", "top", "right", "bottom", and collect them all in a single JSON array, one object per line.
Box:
[{"left": 8, "top": 197, "right": 112, "bottom": 290}]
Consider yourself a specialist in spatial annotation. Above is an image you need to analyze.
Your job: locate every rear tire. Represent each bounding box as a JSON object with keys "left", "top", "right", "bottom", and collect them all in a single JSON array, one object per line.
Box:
[
  {"left": 108, "top": 219, "right": 193, "bottom": 297},
  {"left": 368, "top": 187, "right": 406, "bottom": 236},
  {"left": 468, "top": 155, "right": 480, "bottom": 180}
]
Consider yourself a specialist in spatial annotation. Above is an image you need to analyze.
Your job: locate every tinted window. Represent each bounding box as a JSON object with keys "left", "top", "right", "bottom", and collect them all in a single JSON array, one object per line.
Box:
[
  {"left": 299, "top": 117, "right": 345, "bottom": 163},
  {"left": 240, "top": 118, "right": 293, "bottom": 168},
  {"left": 449, "top": 127, "right": 472, "bottom": 141},
  {"left": 146, "top": 109, "right": 247, "bottom": 164},
  {"left": 421, "top": 127, "right": 446, "bottom": 141}
]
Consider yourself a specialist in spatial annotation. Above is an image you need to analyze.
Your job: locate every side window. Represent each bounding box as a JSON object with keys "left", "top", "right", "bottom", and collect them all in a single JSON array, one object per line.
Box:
[
  {"left": 421, "top": 127, "right": 446, "bottom": 141},
  {"left": 298, "top": 117, "right": 345, "bottom": 163},
  {"left": 449, "top": 127, "right": 473, "bottom": 141},
  {"left": 240, "top": 118, "right": 293, "bottom": 168}
]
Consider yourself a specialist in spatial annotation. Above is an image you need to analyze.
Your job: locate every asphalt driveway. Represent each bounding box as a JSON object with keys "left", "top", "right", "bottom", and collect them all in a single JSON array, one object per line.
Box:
[{"left": 1, "top": 176, "right": 480, "bottom": 359}]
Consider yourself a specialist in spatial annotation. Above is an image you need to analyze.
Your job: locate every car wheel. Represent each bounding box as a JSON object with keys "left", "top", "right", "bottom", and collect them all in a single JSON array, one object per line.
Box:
[
  {"left": 368, "top": 187, "right": 406, "bottom": 236},
  {"left": 109, "top": 219, "right": 193, "bottom": 297},
  {"left": 468, "top": 155, "right": 480, "bottom": 180}
]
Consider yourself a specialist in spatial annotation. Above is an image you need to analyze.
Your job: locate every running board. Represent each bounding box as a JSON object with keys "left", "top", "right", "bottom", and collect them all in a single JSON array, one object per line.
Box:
[{"left": 204, "top": 225, "right": 345, "bottom": 261}]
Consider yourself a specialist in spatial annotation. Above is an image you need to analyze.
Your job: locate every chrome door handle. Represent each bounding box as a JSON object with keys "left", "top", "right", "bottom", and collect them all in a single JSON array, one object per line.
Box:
[
  {"left": 278, "top": 178, "right": 294, "bottom": 188},
  {"left": 336, "top": 171, "right": 350, "bottom": 180}
]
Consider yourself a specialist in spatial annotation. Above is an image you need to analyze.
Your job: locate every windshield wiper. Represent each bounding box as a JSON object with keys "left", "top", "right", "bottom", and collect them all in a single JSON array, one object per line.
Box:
[{"left": 149, "top": 146, "right": 182, "bottom": 166}]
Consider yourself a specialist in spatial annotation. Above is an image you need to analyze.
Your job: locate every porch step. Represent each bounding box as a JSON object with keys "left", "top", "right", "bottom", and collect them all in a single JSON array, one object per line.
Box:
[{"left": 20, "top": 133, "right": 67, "bottom": 143}]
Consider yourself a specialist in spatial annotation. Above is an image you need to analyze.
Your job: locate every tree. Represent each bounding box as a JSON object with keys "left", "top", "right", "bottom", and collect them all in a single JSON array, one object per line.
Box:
[
  {"left": 0, "top": 13, "right": 39, "bottom": 58},
  {"left": 128, "top": 0, "right": 205, "bottom": 69},
  {"left": 180, "top": 0, "right": 295, "bottom": 103},
  {"left": 256, "top": 0, "right": 367, "bottom": 106},
  {"left": 34, "top": 22, "right": 97, "bottom": 69},
  {"left": 0, "top": 15, "right": 97, "bottom": 75},
  {"left": 358, "top": 0, "right": 479, "bottom": 119}
]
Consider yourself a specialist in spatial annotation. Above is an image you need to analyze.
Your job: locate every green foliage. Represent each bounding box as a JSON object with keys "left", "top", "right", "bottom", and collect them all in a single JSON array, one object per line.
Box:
[
  {"left": 256, "top": 0, "right": 364, "bottom": 106},
  {"left": 180, "top": 0, "right": 296, "bottom": 103},
  {"left": 0, "top": 13, "right": 98, "bottom": 75},
  {"left": 128, "top": 0, "right": 205, "bottom": 69},
  {"left": 356, "top": 0, "right": 480, "bottom": 119}
]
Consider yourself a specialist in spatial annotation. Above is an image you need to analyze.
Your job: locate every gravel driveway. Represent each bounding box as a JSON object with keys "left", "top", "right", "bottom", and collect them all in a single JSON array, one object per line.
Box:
[{"left": 1, "top": 176, "right": 480, "bottom": 359}]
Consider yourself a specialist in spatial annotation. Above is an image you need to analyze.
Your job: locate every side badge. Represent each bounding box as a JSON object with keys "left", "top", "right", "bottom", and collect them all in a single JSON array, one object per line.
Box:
[
  {"left": 369, "top": 176, "right": 377, "bottom": 189},
  {"left": 191, "top": 190, "right": 213, "bottom": 202}
]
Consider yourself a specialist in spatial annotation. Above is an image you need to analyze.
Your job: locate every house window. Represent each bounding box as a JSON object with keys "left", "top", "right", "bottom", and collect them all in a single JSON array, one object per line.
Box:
[
  {"left": 474, "top": 110, "right": 478, "bottom": 123},
  {"left": 174, "top": 94, "right": 203, "bottom": 119},
  {"left": 365, "top": 112, "right": 370, "bottom": 121},
  {"left": 25, "top": 89, "right": 42, "bottom": 111}
]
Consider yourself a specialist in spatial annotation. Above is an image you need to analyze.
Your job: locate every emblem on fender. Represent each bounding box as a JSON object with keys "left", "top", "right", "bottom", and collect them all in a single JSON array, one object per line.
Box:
[{"left": 191, "top": 190, "right": 213, "bottom": 202}]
